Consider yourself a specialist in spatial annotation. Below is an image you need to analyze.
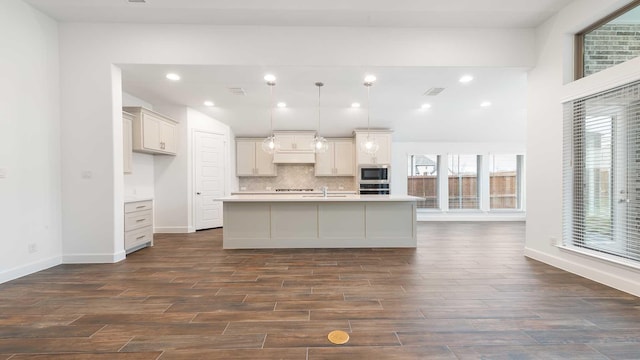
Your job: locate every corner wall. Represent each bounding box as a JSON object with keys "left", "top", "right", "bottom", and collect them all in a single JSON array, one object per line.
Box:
[{"left": 0, "top": 0, "right": 62, "bottom": 282}]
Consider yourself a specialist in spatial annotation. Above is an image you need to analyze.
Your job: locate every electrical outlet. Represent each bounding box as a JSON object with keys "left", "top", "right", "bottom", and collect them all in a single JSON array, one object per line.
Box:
[
  {"left": 266, "top": 186, "right": 272, "bottom": 191},
  {"left": 550, "top": 236, "right": 557, "bottom": 246},
  {"left": 0, "top": 168, "right": 7, "bottom": 179},
  {"left": 81, "top": 171, "right": 92, "bottom": 179},
  {"left": 28, "top": 243, "right": 37, "bottom": 253}
]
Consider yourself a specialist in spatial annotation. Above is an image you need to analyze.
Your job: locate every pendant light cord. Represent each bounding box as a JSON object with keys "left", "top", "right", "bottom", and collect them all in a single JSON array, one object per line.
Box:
[
  {"left": 366, "top": 83, "right": 371, "bottom": 138},
  {"left": 269, "top": 84, "right": 274, "bottom": 135}
]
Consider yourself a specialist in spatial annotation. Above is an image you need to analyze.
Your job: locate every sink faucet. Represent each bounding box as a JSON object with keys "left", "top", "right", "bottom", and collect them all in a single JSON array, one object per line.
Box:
[{"left": 322, "top": 186, "right": 328, "bottom": 198}]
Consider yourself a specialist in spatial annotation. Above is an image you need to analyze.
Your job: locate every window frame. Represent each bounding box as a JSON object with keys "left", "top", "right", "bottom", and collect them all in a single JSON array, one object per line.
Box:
[{"left": 574, "top": 0, "right": 640, "bottom": 80}]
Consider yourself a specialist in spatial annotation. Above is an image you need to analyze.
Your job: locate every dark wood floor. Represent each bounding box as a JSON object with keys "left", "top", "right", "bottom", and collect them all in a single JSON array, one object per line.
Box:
[{"left": 1, "top": 222, "right": 639, "bottom": 359}]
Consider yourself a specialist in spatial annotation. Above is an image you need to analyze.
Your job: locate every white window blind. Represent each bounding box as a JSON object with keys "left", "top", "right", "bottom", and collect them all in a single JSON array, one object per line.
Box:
[{"left": 563, "top": 80, "right": 640, "bottom": 263}]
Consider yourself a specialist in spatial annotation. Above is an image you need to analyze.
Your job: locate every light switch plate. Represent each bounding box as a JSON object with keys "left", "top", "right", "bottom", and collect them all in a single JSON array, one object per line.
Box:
[
  {"left": 81, "top": 171, "right": 93, "bottom": 179},
  {"left": 0, "top": 168, "right": 7, "bottom": 179}
]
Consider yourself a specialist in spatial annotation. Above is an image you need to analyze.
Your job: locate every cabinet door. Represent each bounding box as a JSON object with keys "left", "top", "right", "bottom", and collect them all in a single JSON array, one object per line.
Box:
[
  {"left": 142, "top": 114, "right": 162, "bottom": 152},
  {"left": 334, "top": 140, "right": 355, "bottom": 176},
  {"left": 276, "top": 134, "right": 296, "bottom": 151},
  {"left": 236, "top": 141, "right": 256, "bottom": 176},
  {"left": 123, "top": 115, "right": 133, "bottom": 174},
  {"left": 159, "top": 121, "right": 176, "bottom": 154},
  {"left": 314, "top": 142, "right": 334, "bottom": 176},
  {"left": 255, "top": 143, "right": 276, "bottom": 175}
]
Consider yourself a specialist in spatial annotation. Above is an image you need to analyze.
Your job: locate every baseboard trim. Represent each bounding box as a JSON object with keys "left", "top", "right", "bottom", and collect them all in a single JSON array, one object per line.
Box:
[
  {"left": 524, "top": 247, "right": 640, "bottom": 297},
  {"left": 0, "top": 256, "right": 62, "bottom": 284},
  {"left": 63, "top": 252, "right": 126, "bottom": 264},
  {"left": 154, "top": 226, "right": 191, "bottom": 234},
  {"left": 417, "top": 214, "right": 526, "bottom": 222}
]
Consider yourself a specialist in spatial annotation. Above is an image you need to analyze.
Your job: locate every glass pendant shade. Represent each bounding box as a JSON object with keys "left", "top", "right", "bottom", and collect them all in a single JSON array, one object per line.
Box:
[
  {"left": 360, "top": 136, "right": 379, "bottom": 155},
  {"left": 362, "top": 76, "right": 379, "bottom": 155},
  {"left": 262, "top": 76, "right": 279, "bottom": 154},
  {"left": 262, "top": 135, "right": 278, "bottom": 154},
  {"left": 311, "top": 135, "right": 328, "bottom": 153}
]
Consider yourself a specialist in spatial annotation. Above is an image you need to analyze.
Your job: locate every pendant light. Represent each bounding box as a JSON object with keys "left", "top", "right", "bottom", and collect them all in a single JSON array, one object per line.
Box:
[
  {"left": 311, "top": 82, "right": 328, "bottom": 153},
  {"left": 262, "top": 74, "right": 279, "bottom": 154},
  {"left": 360, "top": 75, "right": 379, "bottom": 155}
]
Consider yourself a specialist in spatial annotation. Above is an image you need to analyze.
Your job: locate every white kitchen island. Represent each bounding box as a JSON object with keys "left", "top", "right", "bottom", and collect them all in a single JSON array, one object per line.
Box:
[{"left": 219, "top": 194, "right": 422, "bottom": 249}]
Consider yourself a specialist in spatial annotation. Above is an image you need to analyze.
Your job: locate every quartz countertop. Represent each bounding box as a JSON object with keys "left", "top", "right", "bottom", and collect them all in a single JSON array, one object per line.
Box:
[
  {"left": 124, "top": 195, "right": 154, "bottom": 203},
  {"left": 231, "top": 190, "right": 357, "bottom": 195},
  {"left": 218, "top": 194, "right": 423, "bottom": 202}
]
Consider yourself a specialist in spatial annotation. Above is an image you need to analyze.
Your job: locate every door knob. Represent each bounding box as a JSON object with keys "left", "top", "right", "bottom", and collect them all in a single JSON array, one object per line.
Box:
[{"left": 196, "top": 192, "right": 202, "bottom": 195}]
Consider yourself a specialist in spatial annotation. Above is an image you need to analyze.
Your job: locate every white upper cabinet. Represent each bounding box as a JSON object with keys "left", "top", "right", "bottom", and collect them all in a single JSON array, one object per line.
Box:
[
  {"left": 236, "top": 138, "right": 277, "bottom": 177},
  {"left": 354, "top": 130, "right": 392, "bottom": 165},
  {"left": 315, "top": 138, "right": 354, "bottom": 176},
  {"left": 123, "top": 106, "right": 178, "bottom": 155}
]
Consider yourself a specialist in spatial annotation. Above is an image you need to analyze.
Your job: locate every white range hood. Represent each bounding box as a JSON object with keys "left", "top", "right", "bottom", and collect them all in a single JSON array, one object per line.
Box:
[{"left": 271, "top": 131, "right": 316, "bottom": 164}]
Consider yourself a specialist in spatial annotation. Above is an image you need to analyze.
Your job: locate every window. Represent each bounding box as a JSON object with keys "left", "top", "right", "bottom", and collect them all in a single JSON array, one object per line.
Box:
[
  {"left": 448, "top": 155, "right": 479, "bottom": 209},
  {"left": 575, "top": 1, "right": 640, "bottom": 79},
  {"left": 408, "top": 155, "right": 439, "bottom": 209},
  {"left": 489, "top": 154, "right": 523, "bottom": 210},
  {"left": 563, "top": 80, "right": 640, "bottom": 263}
]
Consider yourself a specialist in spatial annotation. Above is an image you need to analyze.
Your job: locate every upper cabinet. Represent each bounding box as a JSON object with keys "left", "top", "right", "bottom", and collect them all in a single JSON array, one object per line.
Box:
[
  {"left": 315, "top": 138, "right": 354, "bottom": 176},
  {"left": 354, "top": 130, "right": 392, "bottom": 165},
  {"left": 123, "top": 107, "right": 178, "bottom": 155},
  {"left": 236, "top": 138, "right": 277, "bottom": 177},
  {"left": 272, "top": 131, "right": 316, "bottom": 163},
  {"left": 122, "top": 111, "right": 133, "bottom": 174}
]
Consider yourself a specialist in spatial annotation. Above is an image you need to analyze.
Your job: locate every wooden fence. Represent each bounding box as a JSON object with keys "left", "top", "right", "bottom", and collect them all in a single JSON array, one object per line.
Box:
[{"left": 407, "top": 172, "right": 517, "bottom": 209}]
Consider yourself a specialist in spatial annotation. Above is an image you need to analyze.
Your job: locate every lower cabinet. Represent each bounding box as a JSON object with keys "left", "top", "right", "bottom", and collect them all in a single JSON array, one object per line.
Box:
[{"left": 124, "top": 200, "right": 154, "bottom": 253}]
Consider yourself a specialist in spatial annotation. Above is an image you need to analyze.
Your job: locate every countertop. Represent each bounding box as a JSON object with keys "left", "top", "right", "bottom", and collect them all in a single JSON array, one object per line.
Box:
[
  {"left": 231, "top": 191, "right": 357, "bottom": 195},
  {"left": 124, "top": 196, "right": 154, "bottom": 203},
  {"left": 218, "top": 194, "right": 423, "bottom": 202}
]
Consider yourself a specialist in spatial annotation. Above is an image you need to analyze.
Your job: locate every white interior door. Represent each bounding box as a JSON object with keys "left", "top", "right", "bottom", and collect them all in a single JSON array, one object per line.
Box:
[{"left": 195, "top": 131, "right": 225, "bottom": 230}]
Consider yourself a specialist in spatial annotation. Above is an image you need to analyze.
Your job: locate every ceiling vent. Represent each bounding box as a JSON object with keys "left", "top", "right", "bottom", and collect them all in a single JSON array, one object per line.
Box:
[
  {"left": 227, "top": 87, "right": 247, "bottom": 95},
  {"left": 423, "top": 87, "right": 445, "bottom": 96},
  {"left": 128, "top": 0, "right": 147, "bottom": 3}
]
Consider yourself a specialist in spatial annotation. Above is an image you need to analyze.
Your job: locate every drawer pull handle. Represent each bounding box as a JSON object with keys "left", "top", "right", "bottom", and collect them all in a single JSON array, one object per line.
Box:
[
  {"left": 136, "top": 205, "right": 146, "bottom": 209},
  {"left": 136, "top": 235, "right": 145, "bottom": 240},
  {"left": 136, "top": 219, "right": 146, "bottom": 222}
]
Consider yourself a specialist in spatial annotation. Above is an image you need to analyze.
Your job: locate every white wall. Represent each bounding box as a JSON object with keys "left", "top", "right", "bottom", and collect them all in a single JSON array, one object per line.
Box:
[
  {"left": 526, "top": 0, "right": 640, "bottom": 296},
  {"left": 55, "top": 23, "right": 536, "bottom": 263},
  {"left": 0, "top": 0, "right": 62, "bottom": 282}
]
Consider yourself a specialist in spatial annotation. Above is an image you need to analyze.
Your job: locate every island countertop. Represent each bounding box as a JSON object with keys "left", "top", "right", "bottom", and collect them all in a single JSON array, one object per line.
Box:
[{"left": 218, "top": 194, "right": 423, "bottom": 202}]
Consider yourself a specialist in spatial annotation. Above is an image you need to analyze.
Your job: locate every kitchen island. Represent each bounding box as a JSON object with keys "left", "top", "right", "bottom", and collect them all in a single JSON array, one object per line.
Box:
[{"left": 219, "top": 194, "right": 422, "bottom": 249}]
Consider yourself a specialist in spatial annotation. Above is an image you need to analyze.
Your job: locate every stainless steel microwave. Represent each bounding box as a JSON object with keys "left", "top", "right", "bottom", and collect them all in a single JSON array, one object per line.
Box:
[{"left": 358, "top": 165, "right": 390, "bottom": 184}]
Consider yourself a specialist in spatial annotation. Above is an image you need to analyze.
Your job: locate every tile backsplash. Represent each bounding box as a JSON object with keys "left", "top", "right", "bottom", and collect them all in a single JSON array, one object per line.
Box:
[{"left": 239, "top": 164, "right": 356, "bottom": 191}]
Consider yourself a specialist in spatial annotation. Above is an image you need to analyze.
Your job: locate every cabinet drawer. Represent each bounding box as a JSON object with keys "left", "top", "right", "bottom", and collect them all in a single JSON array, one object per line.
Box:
[
  {"left": 125, "top": 210, "right": 152, "bottom": 231},
  {"left": 125, "top": 226, "right": 153, "bottom": 250},
  {"left": 125, "top": 200, "right": 153, "bottom": 213}
]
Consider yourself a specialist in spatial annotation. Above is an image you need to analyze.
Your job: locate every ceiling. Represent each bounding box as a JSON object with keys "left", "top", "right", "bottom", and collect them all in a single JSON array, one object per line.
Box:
[
  {"left": 24, "top": 0, "right": 574, "bottom": 28},
  {"left": 26, "top": 0, "right": 556, "bottom": 142},
  {"left": 121, "top": 65, "right": 527, "bottom": 142}
]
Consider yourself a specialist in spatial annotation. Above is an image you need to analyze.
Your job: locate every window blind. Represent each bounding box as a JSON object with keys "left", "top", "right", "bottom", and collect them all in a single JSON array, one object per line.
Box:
[{"left": 563, "top": 80, "right": 640, "bottom": 263}]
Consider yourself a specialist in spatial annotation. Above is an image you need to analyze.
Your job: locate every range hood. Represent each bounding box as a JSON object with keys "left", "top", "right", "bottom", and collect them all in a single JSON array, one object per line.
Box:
[
  {"left": 272, "top": 152, "right": 315, "bottom": 164},
  {"left": 271, "top": 131, "right": 316, "bottom": 164}
]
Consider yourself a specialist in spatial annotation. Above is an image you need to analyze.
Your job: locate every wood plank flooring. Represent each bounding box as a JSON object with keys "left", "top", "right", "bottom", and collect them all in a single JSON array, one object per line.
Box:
[{"left": 1, "top": 222, "right": 640, "bottom": 359}]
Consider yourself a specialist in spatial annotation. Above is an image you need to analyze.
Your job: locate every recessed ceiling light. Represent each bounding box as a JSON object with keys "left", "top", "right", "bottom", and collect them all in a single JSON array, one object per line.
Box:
[
  {"left": 459, "top": 75, "right": 474, "bottom": 83},
  {"left": 277, "top": 102, "right": 286, "bottom": 108},
  {"left": 351, "top": 102, "right": 361, "bottom": 108},
  {"left": 165, "top": 73, "right": 181, "bottom": 81},
  {"left": 421, "top": 103, "right": 432, "bottom": 109},
  {"left": 480, "top": 101, "right": 492, "bottom": 107},
  {"left": 264, "top": 74, "right": 276, "bottom": 82},
  {"left": 204, "top": 101, "right": 214, "bottom": 107},
  {"left": 364, "top": 75, "right": 377, "bottom": 84}
]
